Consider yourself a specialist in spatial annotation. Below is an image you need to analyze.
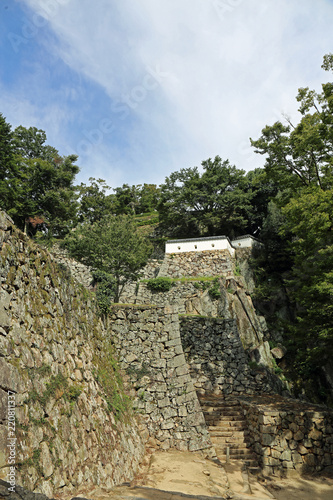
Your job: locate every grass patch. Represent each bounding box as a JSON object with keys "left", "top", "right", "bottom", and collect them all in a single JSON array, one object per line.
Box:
[{"left": 93, "top": 344, "right": 132, "bottom": 421}]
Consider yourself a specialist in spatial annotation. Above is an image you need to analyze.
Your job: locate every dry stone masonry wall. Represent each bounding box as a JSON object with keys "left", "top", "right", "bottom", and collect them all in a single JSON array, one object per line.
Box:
[
  {"left": 109, "top": 305, "right": 213, "bottom": 455},
  {"left": 157, "top": 250, "right": 234, "bottom": 278},
  {"left": 180, "top": 317, "right": 285, "bottom": 396},
  {"left": 0, "top": 212, "right": 146, "bottom": 498},
  {"left": 48, "top": 243, "right": 93, "bottom": 288},
  {"left": 239, "top": 395, "right": 333, "bottom": 474}
]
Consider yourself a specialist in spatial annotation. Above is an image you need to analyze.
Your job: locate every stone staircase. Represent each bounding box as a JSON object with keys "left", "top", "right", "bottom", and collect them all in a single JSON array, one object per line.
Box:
[{"left": 198, "top": 393, "right": 259, "bottom": 468}]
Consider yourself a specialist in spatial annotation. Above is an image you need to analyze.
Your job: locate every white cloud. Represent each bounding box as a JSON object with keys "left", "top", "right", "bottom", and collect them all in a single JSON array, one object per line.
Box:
[{"left": 13, "top": 0, "right": 333, "bottom": 185}]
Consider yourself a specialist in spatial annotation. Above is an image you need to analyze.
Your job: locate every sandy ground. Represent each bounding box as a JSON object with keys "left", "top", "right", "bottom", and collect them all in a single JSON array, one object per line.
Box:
[{"left": 72, "top": 450, "right": 333, "bottom": 500}]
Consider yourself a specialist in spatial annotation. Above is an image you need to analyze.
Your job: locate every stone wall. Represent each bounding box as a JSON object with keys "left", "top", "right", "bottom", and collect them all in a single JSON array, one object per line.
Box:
[
  {"left": 157, "top": 250, "right": 234, "bottom": 278},
  {"left": 180, "top": 317, "right": 286, "bottom": 396},
  {"left": 121, "top": 275, "right": 278, "bottom": 373},
  {"left": 238, "top": 395, "right": 333, "bottom": 474},
  {"left": 110, "top": 305, "right": 213, "bottom": 455},
  {"left": 0, "top": 212, "right": 146, "bottom": 498},
  {"left": 48, "top": 244, "right": 93, "bottom": 288},
  {"left": 122, "top": 281, "right": 221, "bottom": 317}
]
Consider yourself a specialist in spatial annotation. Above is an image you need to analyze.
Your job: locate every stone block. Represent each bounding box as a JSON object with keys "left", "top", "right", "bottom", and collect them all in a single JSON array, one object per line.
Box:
[
  {"left": 304, "top": 453, "right": 316, "bottom": 467},
  {"left": 161, "top": 420, "right": 174, "bottom": 430},
  {"left": 282, "top": 460, "right": 295, "bottom": 469},
  {"left": 175, "top": 364, "right": 189, "bottom": 377},
  {"left": 292, "top": 451, "right": 303, "bottom": 464},
  {"left": 294, "top": 430, "right": 304, "bottom": 441},
  {"left": 161, "top": 407, "right": 178, "bottom": 419},
  {"left": 178, "top": 407, "right": 188, "bottom": 417},
  {"left": 308, "top": 428, "right": 322, "bottom": 440},
  {"left": 0, "top": 359, "right": 21, "bottom": 392},
  {"left": 281, "top": 450, "right": 292, "bottom": 462},
  {"left": 261, "top": 433, "right": 274, "bottom": 446},
  {"left": 151, "top": 359, "right": 167, "bottom": 369},
  {"left": 168, "top": 354, "right": 186, "bottom": 369},
  {"left": 145, "top": 402, "right": 156, "bottom": 414},
  {"left": 157, "top": 397, "right": 171, "bottom": 408},
  {"left": 283, "top": 430, "right": 293, "bottom": 440},
  {"left": 0, "top": 306, "right": 10, "bottom": 330},
  {"left": 40, "top": 442, "right": 54, "bottom": 478},
  {"left": 262, "top": 456, "right": 280, "bottom": 466}
]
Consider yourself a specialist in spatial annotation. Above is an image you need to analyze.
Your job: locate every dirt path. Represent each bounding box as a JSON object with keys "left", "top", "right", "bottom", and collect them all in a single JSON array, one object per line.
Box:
[{"left": 71, "top": 451, "right": 333, "bottom": 500}]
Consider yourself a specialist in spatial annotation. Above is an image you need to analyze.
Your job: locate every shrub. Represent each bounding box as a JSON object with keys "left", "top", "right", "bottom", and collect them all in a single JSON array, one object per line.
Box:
[
  {"left": 208, "top": 277, "right": 221, "bottom": 299},
  {"left": 92, "top": 270, "right": 116, "bottom": 313},
  {"left": 146, "top": 277, "right": 174, "bottom": 292}
]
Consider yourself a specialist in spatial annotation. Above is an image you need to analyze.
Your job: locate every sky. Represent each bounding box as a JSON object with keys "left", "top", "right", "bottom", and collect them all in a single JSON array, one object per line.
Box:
[{"left": 0, "top": 0, "right": 332, "bottom": 189}]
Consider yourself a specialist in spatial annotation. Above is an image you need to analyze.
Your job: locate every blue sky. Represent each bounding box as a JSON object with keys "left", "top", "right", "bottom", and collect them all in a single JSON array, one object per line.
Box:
[{"left": 0, "top": 0, "right": 333, "bottom": 189}]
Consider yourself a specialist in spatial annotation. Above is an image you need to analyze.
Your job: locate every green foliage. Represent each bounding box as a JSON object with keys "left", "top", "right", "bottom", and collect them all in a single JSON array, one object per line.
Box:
[
  {"left": 77, "top": 177, "right": 115, "bottom": 223},
  {"left": 158, "top": 156, "right": 253, "bottom": 238},
  {"left": 208, "top": 277, "right": 222, "bottom": 299},
  {"left": 92, "top": 269, "right": 116, "bottom": 314},
  {"left": 93, "top": 344, "right": 131, "bottom": 421},
  {"left": 146, "top": 276, "right": 174, "bottom": 292},
  {"left": 66, "top": 385, "right": 82, "bottom": 401},
  {"left": 136, "top": 214, "right": 159, "bottom": 226},
  {"left": 193, "top": 280, "right": 211, "bottom": 291},
  {"left": 234, "top": 263, "right": 241, "bottom": 276},
  {"left": 248, "top": 360, "right": 262, "bottom": 371},
  {"left": 250, "top": 55, "right": 333, "bottom": 401},
  {"left": 280, "top": 187, "right": 333, "bottom": 371},
  {"left": 10, "top": 126, "right": 79, "bottom": 236},
  {"left": 251, "top": 56, "right": 333, "bottom": 193},
  {"left": 113, "top": 183, "right": 160, "bottom": 215},
  {"left": 0, "top": 113, "right": 17, "bottom": 214},
  {"left": 27, "top": 373, "right": 68, "bottom": 407},
  {"left": 63, "top": 214, "right": 152, "bottom": 302}
]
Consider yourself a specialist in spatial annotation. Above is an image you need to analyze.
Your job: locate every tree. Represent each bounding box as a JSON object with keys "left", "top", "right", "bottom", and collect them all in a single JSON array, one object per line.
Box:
[
  {"left": 0, "top": 113, "right": 18, "bottom": 215},
  {"left": 77, "top": 177, "right": 115, "bottom": 223},
  {"left": 250, "top": 54, "right": 333, "bottom": 193},
  {"left": 280, "top": 187, "right": 333, "bottom": 373},
  {"left": 10, "top": 126, "right": 79, "bottom": 236},
  {"left": 64, "top": 215, "right": 152, "bottom": 302},
  {"left": 137, "top": 183, "right": 160, "bottom": 213},
  {"left": 158, "top": 156, "right": 253, "bottom": 238},
  {"left": 243, "top": 168, "right": 279, "bottom": 236},
  {"left": 113, "top": 184, "right": 141, "bottom": 215},
  {"left": 12, "top": 126, "right": 58, "bottom": 161},
  {"left": 249, "top": 54, "right": 333, "bottom": 400}
]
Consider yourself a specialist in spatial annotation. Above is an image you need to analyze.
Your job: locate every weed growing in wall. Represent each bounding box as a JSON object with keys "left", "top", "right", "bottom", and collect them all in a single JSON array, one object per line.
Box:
[
  {"left": 208, "top": 277, "right": 222, "bottom": 299},
  {"left": 234, "top": 262, "right": 242, "bottom": 276},
  {"left": 93, "top": 343, "right": 132, "bottom": 421}
]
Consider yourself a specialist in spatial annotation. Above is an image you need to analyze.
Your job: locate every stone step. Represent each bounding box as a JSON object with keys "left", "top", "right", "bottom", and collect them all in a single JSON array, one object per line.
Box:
[
  {"left": 209, "top": 429, "right": 249, "bottom": 438},
  {"left": 214, "top": 446, "right": 254, "bottom": 459},
  {"left": 199, "top": 392, "right": 259, "bottom": 467},
  {"left": 199, "top": 400, "right": 240, "bottom": 407},
  {"left": 210, "top": 434, "right": 248, "bottom": 447},
  {"left": 211, "top": 439, "right": 250, "bottom": 448},
  {"left": 202, "top": 409, "right": 243, "bottom": 417},
  {"left": 208, "top": 421, "right": 248, "bottom": 430},
  {"left": 217, "top": 456, "right": 259, "bottom": 467},
  {"left": 204, "top": 411, "right": 245, "bottom": 421}
]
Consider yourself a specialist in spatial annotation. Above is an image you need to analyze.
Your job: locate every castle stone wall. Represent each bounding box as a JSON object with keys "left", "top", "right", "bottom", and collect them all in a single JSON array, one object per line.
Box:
[
  {"left": 110, "top": 305, "right": 214, "bottom": 455},
  {"left": 0, "top": 212, "right": 146, "bottom": 498}
]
